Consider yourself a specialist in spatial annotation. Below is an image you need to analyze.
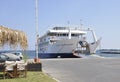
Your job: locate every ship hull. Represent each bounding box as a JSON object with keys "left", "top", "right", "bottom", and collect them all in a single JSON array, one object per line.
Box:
[
  {"left": 38, "top": 38, "right": 80, "bottom": 58},
  {"left": 38, "top": 38, "right": 101, "bottom": 58},
  {"left": 38, "top": 53, "right": 80, "bottom": 58}
]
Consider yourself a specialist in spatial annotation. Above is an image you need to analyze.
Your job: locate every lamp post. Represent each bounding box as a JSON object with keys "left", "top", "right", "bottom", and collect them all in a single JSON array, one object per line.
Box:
[{"left": 35, "top": 0, "right": 39, "bottom": 62}]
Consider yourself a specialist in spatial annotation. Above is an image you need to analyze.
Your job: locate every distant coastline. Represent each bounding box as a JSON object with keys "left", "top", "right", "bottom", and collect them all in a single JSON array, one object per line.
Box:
[{"left": 98, "top": 49, "right": 120, "bottom": 54}]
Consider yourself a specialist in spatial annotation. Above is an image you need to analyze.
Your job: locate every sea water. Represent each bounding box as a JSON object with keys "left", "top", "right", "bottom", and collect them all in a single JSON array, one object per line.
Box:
[
  {"left": 1, "top": 50, "right": 120, "bottom": 59},
  {"left": 23, "top": 50, "right": 36, "bottom": 59},
  {"left": 26, "top": 50, "right": 120, "bottom": 58},
  {"left": 97, "top": 53, "right": 120, "bottom": 58}
]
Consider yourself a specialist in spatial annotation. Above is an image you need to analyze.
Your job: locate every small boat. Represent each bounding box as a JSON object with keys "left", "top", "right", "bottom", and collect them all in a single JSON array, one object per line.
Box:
[
  {"left": 38, "top": 26, "right": 101, "bottom": 58},
  {"left": 0, "top": 52, "right": 23, "bottom": 62}
]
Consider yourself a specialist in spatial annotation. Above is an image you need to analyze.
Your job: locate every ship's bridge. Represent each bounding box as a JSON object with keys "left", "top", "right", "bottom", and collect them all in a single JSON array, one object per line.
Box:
[{"left": 48, "top": 28, "right": 87, "bottom": 34}]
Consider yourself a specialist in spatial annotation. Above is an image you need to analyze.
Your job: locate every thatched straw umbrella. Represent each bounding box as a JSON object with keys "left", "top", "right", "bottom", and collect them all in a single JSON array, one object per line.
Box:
[{"left": 0, "top": 26, "right": 28, "bottom": 50}]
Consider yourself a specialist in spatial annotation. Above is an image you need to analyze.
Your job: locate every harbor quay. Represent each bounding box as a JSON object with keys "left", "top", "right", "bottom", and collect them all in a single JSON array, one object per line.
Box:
[{"left": 41, "top": 58, "right": 120, "bottom": 82}]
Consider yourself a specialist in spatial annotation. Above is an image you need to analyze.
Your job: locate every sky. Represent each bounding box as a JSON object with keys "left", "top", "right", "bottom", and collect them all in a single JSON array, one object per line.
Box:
[{"left": 0, "top": 0, "right": 120, "bottom": 50}]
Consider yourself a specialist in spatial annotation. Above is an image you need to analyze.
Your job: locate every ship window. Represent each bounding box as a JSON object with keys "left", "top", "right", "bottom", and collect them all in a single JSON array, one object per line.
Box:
[
  {"left": 62, "top": 34, "right": 68, "bottom": 36},
  {"left": 60, "top": 34, "right": 62, "bottom": 36},
  {"left": 71, "top": 34, "right": 78, "bottom": 36},
  {"left": 57, "top": 34, "right": 59, "bottom": 36},
  {"left": 53, "top": 27, "right": 67, "bottom": 30},
  {"left": 48, "top": 33, "right": 56, "bottom": 36},
  {"left": 56, "top": 33, "right": 68, "bottom": 36}
]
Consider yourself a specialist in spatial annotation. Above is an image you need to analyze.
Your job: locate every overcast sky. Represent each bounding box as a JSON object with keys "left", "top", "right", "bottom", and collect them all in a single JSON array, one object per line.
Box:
[{"left": 0, "top": 0, "right": 120, "bottom": 50}]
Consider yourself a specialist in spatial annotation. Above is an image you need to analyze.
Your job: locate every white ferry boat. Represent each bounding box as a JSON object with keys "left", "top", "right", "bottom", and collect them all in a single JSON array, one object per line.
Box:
[{"left": 38, "top": 26, "right": 101, "bottom": 58}]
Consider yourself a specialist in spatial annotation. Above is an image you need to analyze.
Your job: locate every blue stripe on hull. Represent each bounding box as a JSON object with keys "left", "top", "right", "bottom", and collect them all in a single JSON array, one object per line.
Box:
[{"left": 38, "top": 53, "right": 80, "bottom": 58}]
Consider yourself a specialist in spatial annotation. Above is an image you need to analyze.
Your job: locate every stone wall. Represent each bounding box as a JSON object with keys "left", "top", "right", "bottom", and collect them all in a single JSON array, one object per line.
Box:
[{"left": 0, "top": 63, "right": 42, "bottom": 72}]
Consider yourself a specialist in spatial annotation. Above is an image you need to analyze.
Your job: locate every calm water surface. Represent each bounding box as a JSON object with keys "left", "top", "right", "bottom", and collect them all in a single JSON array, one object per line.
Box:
[{"left": 1, "top": 50, "right": 120, "bottom": 59}]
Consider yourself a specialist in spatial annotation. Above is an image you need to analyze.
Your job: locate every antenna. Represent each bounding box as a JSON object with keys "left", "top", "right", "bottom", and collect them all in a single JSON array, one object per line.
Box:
[
  {"left": 67, "top": 21, "right": 70, "bottom": 25},
  {"left": 67, "top": 21, "right": 70, "bottom": 28},
  {"left": 80, "top": 19, "right": 83, "bottom": 28}
]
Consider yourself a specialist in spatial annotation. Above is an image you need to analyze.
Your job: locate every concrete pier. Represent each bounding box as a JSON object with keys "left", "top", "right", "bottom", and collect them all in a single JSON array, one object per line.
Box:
[{"left": 41, "top": 58, "right": 120, "bottom": 82}]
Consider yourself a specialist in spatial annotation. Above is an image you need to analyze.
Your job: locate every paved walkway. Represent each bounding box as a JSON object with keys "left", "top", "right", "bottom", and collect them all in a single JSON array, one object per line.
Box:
[{"left": 41, "top": 58, "right": 120, "bottom": 82}]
